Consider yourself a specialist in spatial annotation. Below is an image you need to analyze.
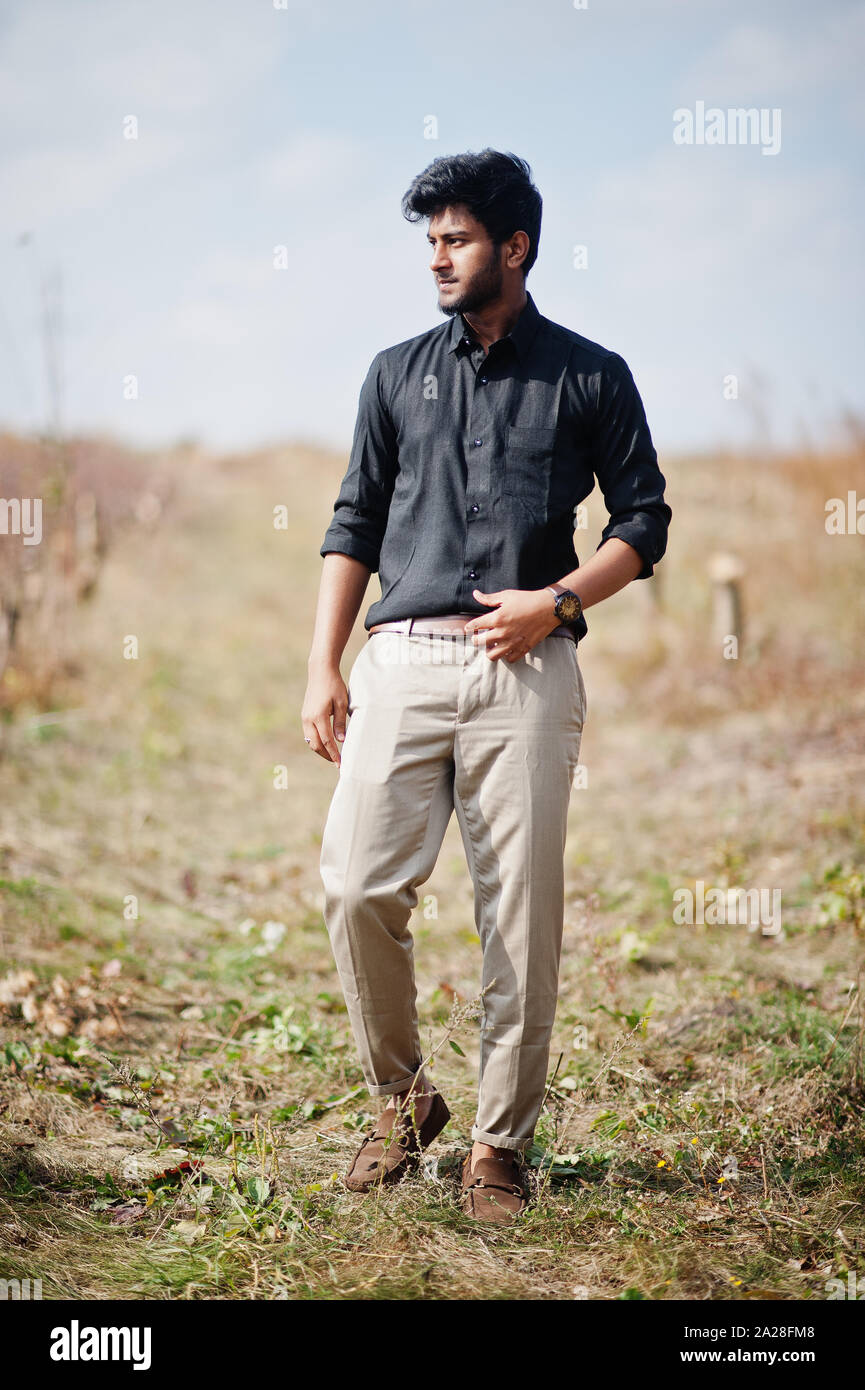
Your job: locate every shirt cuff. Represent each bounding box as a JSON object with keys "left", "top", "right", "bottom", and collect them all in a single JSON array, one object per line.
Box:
[{"left": 320, "top": 534, "right": 380, "bottom": 572}]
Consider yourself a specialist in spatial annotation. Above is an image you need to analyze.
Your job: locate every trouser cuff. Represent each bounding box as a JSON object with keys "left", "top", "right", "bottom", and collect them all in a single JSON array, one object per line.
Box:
[
  {"left": 471, "top": 1126, "right": 531, "bottom": 1152},
  {"left": 366, "top": 1068, "right": 425, "bottom": 1098}
]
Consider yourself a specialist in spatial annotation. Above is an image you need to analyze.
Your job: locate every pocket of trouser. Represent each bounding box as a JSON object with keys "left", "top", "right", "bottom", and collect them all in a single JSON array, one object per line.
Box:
[
  {"left": 565, "top": 639, "right": 587, "bottom": 725},
  {"left": 345, "top": 642, "right": 370, "bottom": 717},
  {"left": 575, "top": 656, "right": 587, "bottom": 725}
]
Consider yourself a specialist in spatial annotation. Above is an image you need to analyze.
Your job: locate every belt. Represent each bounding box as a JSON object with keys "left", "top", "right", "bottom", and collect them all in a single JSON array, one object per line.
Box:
[{"left": 367, "top": 613, "right": 577, "bottom": 642}]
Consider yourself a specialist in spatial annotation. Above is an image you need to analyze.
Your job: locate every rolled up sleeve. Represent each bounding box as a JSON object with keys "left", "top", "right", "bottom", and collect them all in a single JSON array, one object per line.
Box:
[
  {"left": 591, "top": 353, "right": 671, "bottom": 579},
  {"left": 319, "top": 351, "right": 398, "bottom": 573}
]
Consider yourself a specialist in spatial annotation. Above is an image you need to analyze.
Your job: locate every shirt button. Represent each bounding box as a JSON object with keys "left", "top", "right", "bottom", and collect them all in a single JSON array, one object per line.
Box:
[
  {"left": 473, "top": 438, "right": 483, "bottom": 447},
  {"left": 479, "top": 376, "right": 487, "bottom": 384},
  {"left": 471, "top": 504, "right": 479, "bottom": 513},
  {"left": 468, "top": 570, "right": 478, "bottom": 579}
]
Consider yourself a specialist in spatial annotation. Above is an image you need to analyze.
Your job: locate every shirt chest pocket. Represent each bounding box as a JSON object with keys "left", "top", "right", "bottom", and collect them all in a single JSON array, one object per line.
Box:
[{"left": 502, "top": 425, "right": 557, "bottom": 520}]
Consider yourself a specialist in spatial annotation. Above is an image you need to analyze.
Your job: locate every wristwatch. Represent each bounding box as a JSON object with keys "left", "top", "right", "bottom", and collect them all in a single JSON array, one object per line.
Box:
[{"left": 545, "top": 582, "right": 583, "bottom": 627}]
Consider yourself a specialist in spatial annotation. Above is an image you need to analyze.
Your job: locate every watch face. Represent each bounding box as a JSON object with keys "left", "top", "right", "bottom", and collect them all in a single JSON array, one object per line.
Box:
[{"left": 557, "top": 593, "right": 581, "bottom": 621}]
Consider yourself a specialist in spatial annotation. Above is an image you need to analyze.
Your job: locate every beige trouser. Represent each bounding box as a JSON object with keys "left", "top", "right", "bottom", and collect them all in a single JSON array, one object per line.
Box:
[{"left": 319, "top": 625, "right": 587, "bottom": 1152}]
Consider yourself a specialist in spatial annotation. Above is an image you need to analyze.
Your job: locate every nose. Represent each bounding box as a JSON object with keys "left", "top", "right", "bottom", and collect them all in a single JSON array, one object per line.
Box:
[{"left": 429, "top": 242, "right": 450, "bottom": 274}]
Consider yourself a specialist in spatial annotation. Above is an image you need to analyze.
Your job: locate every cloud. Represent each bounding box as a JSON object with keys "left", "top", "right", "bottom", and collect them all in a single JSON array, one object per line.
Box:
[
  {"left": 681, "top": 8, "right": 865, "bottom": 111},
  {"left": 0, "top": 0, "right": 283, "bottom": 228},
  {"left": 589, "top": 149, "right": 860, "bottom": 296},
  {"left": 0, "top": 1, "right": 279, "bottom": 135},
  {"left": 169, "top": 249, "right": 276, "bottom": 349},
  {"left": 256, "top": 132, "right": 372, "bottom": 196},
  {"left": 0, "top": 133, "right": 188, "bottom": 226}
]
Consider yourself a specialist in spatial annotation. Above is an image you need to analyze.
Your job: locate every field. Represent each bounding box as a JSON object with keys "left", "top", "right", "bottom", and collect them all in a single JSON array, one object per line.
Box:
[{"left": 1, "top": 433, "right": 864, "bottom": 1300}]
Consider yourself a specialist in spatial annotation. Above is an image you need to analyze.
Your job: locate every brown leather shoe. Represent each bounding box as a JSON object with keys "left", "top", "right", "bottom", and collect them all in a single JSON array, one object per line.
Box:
[
  {"left": 460, "top": 1150, "right": 531, "bottom": 1224},
  {"left": 343, "top": 1089, "right": 450, "bottom": 1193}
]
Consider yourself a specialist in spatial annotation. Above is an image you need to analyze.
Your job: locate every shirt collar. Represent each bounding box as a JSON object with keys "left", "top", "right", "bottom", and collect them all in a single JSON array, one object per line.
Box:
[{"left": 447, "top": 289, "right": 542, "bottom": 362}]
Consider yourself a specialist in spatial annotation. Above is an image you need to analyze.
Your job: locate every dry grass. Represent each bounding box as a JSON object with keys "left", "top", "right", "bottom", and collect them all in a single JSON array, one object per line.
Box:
[{"left": 0, "top": 432, "right": 863, "bottom": 1300}]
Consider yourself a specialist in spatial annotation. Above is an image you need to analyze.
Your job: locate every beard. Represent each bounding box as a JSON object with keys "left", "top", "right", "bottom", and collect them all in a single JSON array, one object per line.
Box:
[{"left": 437, "top": 248, "right": 504, "bottom": 317}]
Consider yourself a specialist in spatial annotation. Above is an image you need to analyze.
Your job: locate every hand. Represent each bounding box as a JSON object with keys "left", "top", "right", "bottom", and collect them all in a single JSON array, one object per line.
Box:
[
  {"left": 302, "top": 664, "right": 349, "bottom": 764},
  {"left": 464, "top": 587, "right": 561, "bottom": 662}
]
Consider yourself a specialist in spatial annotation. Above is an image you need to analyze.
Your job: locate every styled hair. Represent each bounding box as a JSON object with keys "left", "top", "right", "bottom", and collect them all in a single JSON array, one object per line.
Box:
[{"left": 401, "top": 149, "right": 542, "bottom": 277}]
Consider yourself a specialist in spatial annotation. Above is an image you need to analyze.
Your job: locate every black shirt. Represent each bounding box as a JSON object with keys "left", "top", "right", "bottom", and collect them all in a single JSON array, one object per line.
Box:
[{"left": 319, "top": 290, "right": 671, "bottom": 641}]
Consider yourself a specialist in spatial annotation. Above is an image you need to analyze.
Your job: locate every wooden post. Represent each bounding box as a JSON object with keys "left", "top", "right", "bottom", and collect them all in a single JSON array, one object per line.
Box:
[{"left": 708, "top": 552, "right": 745, "bottom": 651}]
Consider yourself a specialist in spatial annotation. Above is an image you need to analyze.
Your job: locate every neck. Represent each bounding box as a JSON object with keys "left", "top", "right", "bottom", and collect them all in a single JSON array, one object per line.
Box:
[{"left": 463, "top": 287, "right": 528, "bottom": 352}]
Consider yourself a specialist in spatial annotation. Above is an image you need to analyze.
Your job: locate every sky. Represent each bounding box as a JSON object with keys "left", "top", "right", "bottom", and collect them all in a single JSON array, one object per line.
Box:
[{"left": 0, "top": 0, "right": 862, "bottom": 456}]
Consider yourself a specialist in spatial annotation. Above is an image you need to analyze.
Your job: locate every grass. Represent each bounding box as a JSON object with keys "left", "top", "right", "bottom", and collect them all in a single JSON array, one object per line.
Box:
[{"left": 1, "top": 435, "right": 864, "bottom": 1300}]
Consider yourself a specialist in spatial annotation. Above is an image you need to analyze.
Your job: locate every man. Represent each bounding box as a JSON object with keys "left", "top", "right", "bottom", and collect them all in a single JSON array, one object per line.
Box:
[{"left": 302, "top": 149, "right": 671, "bottom": 1224}]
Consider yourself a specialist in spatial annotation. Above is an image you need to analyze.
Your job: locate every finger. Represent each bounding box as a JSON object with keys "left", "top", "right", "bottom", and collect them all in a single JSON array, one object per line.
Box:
[
  {"left": 472, "top": 588, "right": 502, "bottom": 605},
  {"left": 304, "top": 713, "right": 339, "bottom": 764},
  {"left": 316, "top": 715, "right": 342, "bottom": 765},
  {"left": 332, "top": 698, "right": 348, "bottom": 744},
  {"left": 303, "top": 720, "right": 328, "bottom": 759},
  {"left": 483, "top": 637, "right": 509, "bottom": 661},
  {"left": 471, "top": 625, "right": 504, "bottom": 646},
  {"left": 497, "top": 637, "right": 529, "bottom": 663}
]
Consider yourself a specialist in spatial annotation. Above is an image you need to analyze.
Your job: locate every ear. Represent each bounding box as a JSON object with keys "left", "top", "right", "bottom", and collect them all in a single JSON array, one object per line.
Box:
[{"left": 507, "top": 230, "right": 530, "bottom": 271}]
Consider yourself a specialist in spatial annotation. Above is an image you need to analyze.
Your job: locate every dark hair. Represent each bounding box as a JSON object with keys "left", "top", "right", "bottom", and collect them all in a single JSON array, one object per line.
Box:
[{"left": 401, "top": 148, "right": 542, "bottom": 277}]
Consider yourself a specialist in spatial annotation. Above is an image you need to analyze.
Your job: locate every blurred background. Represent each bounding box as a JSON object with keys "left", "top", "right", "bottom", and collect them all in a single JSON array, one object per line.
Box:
[
  {"left": 1, "top": 0, "right": 863, "bottom": 452},
  {"left": 0, "top": 0, "right": 864, "bottom": 1302}
]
